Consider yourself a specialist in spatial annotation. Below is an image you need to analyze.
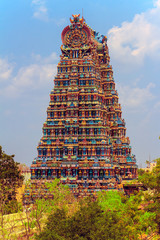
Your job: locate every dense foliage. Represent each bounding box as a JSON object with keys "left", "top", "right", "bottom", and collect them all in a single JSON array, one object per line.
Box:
[
  {"left": 138, "top": 158, "right": 160, "bottom": 233},
  {"left": 35, "top": 191, "right": 157, "bottom": 240},
  {"left": 0, "top": 146, "right": 24, "bottom": 214},
  {"left": 36, "top": 200, "right": 129, "bottom": 240}
]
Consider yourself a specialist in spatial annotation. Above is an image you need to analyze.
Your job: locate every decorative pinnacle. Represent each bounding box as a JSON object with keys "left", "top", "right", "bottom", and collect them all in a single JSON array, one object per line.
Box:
[{"left": 70, "top": 14, "right": 84, "bottom": 25}]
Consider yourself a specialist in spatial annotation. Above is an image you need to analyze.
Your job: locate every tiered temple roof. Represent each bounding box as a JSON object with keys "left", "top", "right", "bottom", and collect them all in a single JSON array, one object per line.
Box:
[{"left": 30, "top": 14, "right": 137, "bottom": 197}]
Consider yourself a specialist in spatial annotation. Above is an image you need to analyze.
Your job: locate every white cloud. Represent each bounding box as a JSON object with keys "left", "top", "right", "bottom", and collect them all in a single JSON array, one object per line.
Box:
[
  {"left": 0, "top": 52, "right": 57, "bottom": 98},
  {"left": 108, "top": 1, "right": 160, "bottom": 65},
  {"left": 117, "top": 82, "right": 155, "bottom": 109},
  {"left": 0, "top": 58, "right": 13, "bottom": 81},
  {"left": 31, "top": 52, "right": 58, "bottom": 63},
  {"left": 31, "top": 1, "right": 66, "bottom": 25},
  {"left": 32, "top": 0, "right": 48, "bottom": 21},
  {"left": 13, "top": 63, "right": 57, "bottom": 88},
  {"left": 154, "top": 0, "right": 160, "bottom": 7}
]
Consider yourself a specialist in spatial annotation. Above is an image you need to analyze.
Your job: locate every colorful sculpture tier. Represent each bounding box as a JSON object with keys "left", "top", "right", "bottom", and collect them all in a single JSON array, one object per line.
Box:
[{"left": 30, "top": 14, "right": 137, "bottom": 195}]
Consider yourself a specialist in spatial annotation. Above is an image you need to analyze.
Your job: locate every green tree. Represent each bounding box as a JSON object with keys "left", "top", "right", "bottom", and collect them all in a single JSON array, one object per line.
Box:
[
  {"left": 36, "top": 198, "right": 137, "bottom": 240},
  {"left": 21, "top": 178, "right": 77, "bottom": 238},
  {"left": 138, "top": 158, "right": 160, "bottom": 233},
  {"left": 35, "top": 208, "right": 68, "bottom": 240},
  {"left": 35, "top": 189, "right": 157, "bottom": 240},
  {"left": 45, "top": 178, "right": 76, "bottom": 213},
  {"left": 97, "top": 190, "right": 156, "bottom": 238},
  {"left": 0, "top": 146, "right": 24, "bottom": 214}
]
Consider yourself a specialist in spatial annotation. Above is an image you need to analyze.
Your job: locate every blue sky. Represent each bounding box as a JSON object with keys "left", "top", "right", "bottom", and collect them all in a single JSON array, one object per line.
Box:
[{"left": 0, "top": 0, "right": 160, "bottom": 167}]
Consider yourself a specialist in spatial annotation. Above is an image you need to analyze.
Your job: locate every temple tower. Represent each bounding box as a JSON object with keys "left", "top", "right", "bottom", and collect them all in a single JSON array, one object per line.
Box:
[{"left": 31, "top": 14, "right": 137, "bottom": 194}]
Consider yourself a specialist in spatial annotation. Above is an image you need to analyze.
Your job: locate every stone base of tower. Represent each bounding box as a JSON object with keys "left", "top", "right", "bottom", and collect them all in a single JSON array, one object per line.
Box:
[
  {"left": 23, "top": 179, "right": 121, "bottom": 204},
  {"left": 23, "top": 179, "right": 140, "bottom": 205},
  {"left": 29, "top": 157, "right": 138, "bottom": 202},
  {"left": 24, "top": 174, "right": 138, "bottom": 204}
]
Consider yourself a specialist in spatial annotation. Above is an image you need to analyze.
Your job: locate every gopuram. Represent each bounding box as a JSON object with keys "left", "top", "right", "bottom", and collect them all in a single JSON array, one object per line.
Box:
[{"left": 30, "top": 14, "right": 138, "bottom": 196}]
